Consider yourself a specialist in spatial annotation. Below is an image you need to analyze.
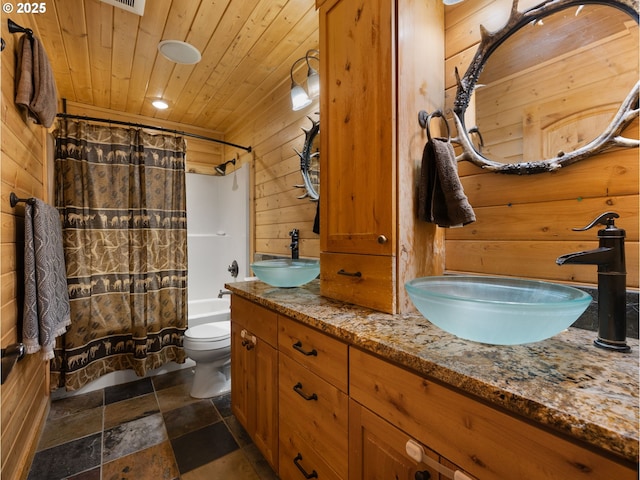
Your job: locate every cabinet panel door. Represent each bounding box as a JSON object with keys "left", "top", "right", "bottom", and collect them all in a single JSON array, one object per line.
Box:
[
  {"left": 253, "top": 339, "right": 279, "bottom": 471},
  {"left": 231, "top": 321, "right": 253, "bottom": 432},
  {"left": 349, "top": 399, "right": 439, "bottom": 480},
  {"left": 320, "top": 0, "right": 395, "bottom": 256}
]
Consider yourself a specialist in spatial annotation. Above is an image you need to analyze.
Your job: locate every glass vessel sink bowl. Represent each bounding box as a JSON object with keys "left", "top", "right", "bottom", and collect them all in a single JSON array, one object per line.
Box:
[
  {"left": 250, "top": 259, "right": 320, "bottom": 288},
  {"left": 405, "top": 276, "right": 592, "bottom": 345}
]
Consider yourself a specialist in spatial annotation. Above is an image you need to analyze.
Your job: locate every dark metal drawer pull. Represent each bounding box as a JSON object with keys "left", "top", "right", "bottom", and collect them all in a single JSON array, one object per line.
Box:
[
  {"left": 337, "top": 269, "right": 362, "bottom": 277},
  {"left": 293, "top": 453, "right": 318, "bottom": 479},
  {"left": 293, "top": 341, "right": 317, "bottom": 356},
  {"left": 293, "top": 382, "right": 318, "bottom": 401}
]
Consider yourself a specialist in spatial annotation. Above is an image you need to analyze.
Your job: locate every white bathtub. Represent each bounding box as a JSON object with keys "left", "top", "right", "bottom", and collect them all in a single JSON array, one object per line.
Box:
[
  {"left": 188, "top": 297, "right": 231, "bottom": 327},
  {"left": 52, "top": 296, "right": 231, "bottom": 400}
]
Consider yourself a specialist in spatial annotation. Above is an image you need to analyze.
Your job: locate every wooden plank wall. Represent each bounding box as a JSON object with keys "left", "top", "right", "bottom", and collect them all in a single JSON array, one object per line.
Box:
[
  {"left": 444, "top": 0, "right": 639, "bottom": 288},
  {"left": 1, "top": 23, "right": 51, "bottom": 480},
  {"left": 225, "top": 33, "right": 321, "bottom": 261}
]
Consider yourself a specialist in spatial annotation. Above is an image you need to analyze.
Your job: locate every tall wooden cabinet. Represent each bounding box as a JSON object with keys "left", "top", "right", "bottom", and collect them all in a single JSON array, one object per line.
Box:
[{"left": 318, "top": 0, "right": 446, "bottom": 314}]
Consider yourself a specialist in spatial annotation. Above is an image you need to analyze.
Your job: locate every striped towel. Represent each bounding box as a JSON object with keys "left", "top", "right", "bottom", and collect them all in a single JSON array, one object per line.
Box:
[{"left": 23, "top": 199, "right": 71, "bottom": 360}]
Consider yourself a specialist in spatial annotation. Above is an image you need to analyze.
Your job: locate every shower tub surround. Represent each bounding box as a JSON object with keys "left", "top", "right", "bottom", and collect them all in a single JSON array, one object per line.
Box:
[
  {"left": 226, "top": 279, "right": 639, "bottom": 466},
  {"left": 186, "top": 166, "right": 250, "bottom": 302}
]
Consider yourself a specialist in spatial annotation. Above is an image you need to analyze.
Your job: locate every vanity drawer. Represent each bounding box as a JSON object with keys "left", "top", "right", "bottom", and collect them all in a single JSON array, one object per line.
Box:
[
  {"left": 231, "top": 295, "right": 278, "bottom": 347},
  {"left": 278, "top": 316, "right": 348, "bottom": 392},
  {"left": 279, "top": 352, "right": 348, "bottom": 479},
  {"left": 279, "top": 421, "right": 343, "bottom": 480},
  {"left": 320, "top": 252, "right": 395, "bottom": 313}
]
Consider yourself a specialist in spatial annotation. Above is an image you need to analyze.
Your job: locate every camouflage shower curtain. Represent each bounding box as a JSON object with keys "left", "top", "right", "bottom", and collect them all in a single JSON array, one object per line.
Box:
[{"left": 51, "top": 120, "right": 187, "bottom": 391}]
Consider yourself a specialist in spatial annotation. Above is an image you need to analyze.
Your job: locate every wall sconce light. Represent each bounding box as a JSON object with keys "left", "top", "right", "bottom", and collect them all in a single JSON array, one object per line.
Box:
[
  {"left": 290, "top": 49, "right": 320, "bottom": 111},
  {"left": 215, "top": 158, "right": 236, "bottom": 176},
  {"left": 443, "top": 0, "right": 464, "bottom": 4}
]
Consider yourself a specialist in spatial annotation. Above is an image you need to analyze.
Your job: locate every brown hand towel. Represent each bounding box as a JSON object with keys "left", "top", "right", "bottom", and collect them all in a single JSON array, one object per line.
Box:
[
  {"left": 15, "top": 34, "right": 58, "bottom": 128},
  {"left": 418, "top": 137, "right": 476, "bottom": 228}
]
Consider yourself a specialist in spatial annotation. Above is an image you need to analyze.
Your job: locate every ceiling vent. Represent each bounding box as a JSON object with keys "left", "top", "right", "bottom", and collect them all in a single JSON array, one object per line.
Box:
[{"left": 100, "top": 0, "right": 145, "bottom": 16}]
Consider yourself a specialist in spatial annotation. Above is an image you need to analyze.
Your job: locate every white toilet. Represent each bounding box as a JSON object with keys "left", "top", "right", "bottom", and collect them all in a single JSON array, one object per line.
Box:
[{"left": 183, "top": 320, "right": 231, "bottom": 398}]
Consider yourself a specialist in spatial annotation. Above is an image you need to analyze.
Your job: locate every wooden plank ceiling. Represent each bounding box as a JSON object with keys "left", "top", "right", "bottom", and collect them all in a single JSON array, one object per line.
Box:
[{"left": 25, "top": 0, "right": 318, "bottom": 133}]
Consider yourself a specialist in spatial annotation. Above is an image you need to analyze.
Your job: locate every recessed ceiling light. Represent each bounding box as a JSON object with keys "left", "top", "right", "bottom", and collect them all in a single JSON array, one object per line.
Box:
[
  {"left": 152, "top": 99, "right": 169, "bottom": 110},
  {"left": 158, "top": 40, "right": 202, "bottom": 64}
]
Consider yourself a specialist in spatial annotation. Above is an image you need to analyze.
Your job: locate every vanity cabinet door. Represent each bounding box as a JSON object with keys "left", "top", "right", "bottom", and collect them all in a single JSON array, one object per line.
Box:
[
  {"left": 230, "top": 296, "right": 279, "bottom": 471},
  {"left": 253, "top": 338, "right": 278, "bottom": 469},
  {"left": 349, "top": 399, "right": 439, "bottom": 480},
  {"left": 230, "top": 320, "right": 251, "bottom": 431}
]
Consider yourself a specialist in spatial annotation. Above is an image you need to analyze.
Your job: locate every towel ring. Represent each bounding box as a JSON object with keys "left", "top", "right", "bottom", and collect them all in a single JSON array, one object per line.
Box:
[
  {"left": 418, "top": 110, "right": 451, "bottom": 143},
  {"left": 468, "top": 126, "right": 485, "bottom": 152}
]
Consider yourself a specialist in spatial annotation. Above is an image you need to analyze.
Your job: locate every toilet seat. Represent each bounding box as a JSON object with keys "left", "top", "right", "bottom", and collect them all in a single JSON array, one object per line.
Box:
[{"left": 184, "top": 321, "right": 231, "bottom": 350}]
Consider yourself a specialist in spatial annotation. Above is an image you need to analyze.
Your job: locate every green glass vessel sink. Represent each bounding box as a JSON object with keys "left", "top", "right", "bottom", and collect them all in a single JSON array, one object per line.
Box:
[
  {"left": 250, "top": 259, "right": 320, "bottom": 288},
  {"left": 405, "top": 276, "right": 591, "bottom": 345}
]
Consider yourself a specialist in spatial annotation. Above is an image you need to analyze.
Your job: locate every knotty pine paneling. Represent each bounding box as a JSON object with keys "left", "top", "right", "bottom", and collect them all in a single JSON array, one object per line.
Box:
[
  {"left": 1, "top": 27, "right": 50, "bottom": 480},
  {"left": 225, "top": 30, "right": 321, "bottom": 261},
  {"left": 444, "top": 1, "right": 639, "bottom": 288}
]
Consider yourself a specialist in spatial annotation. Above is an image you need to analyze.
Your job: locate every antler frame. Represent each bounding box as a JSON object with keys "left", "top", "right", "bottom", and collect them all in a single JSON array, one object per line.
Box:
[{"left": 452, "top": 0, "right": 639, "bottom": 174}]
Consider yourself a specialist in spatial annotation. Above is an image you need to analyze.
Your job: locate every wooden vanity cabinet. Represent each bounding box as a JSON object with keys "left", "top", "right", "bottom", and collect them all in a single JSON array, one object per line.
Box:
[
  {"left": 349, "top": 347, "right": 636, "bottom": 480},
  {"left": 318, "top": 0, "right": 445, "bottom": 314},
  {"left": 278, "top": 316, "right": 349, "bottom": 479},
  {"left": 230, "top": 296, "right": 279, "bottom": 470}
]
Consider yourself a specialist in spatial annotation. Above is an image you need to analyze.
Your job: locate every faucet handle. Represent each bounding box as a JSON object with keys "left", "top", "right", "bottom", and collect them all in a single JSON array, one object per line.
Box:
[{"left": 572, "top": 211, "right": 619, "bottom": 232}]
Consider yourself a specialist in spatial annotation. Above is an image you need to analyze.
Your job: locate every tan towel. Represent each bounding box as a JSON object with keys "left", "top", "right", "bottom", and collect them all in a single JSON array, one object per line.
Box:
[
  {"left": 15, "top": 34, "right": 58, "bottom": 128},
  {"left": 418, "top": 137, "right": 476, "bottom": 228},
  {"left": 23, "top": 199, "right": 71, "bottom": 360}
]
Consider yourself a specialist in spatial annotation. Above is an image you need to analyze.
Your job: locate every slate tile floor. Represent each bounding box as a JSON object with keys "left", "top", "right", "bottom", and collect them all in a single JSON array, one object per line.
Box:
[{"left": 28, "top": 368, "right": 279, "bottom": 480}]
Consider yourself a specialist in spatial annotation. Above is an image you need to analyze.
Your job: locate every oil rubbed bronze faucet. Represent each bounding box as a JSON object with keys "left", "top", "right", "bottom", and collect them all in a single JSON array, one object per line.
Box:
[
  {"left": 289, "top": 228, "right": 300, "bottom": 260},
  {"left": 556, "top": 212, "right": 630, "bottom": 352}
]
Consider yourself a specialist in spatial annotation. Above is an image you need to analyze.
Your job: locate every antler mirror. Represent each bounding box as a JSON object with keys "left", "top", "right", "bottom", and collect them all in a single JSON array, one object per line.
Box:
[
  {"left": 294, "top": 115, "right": 320, "bottom": 201},
  {"left": 452, "top": 0, "right": 639, "bottom": 174}
]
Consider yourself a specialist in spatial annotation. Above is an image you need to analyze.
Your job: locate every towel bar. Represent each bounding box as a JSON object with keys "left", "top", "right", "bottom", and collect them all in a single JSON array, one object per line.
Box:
[
  {"left": 1, "top": 343, "right": 26, "bottom": 384},
  {"left": 9, "top": 192, "right": 36, "bottom": 207}
]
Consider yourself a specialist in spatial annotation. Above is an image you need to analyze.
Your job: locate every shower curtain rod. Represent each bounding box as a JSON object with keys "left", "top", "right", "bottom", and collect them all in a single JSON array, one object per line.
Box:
[{"left": 56, "top": 113, "right": 252, "bottom": 153}]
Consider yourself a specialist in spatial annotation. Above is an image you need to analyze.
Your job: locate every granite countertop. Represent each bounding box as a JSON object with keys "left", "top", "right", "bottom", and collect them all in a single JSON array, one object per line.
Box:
[{"left": 225, "top": 279, "right": 639, "bottom": 463}]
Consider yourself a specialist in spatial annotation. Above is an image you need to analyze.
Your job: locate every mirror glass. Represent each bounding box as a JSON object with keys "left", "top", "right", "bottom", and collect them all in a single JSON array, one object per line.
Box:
[{"left": 472, "top": 4, "right": 638, "bottom": 164}]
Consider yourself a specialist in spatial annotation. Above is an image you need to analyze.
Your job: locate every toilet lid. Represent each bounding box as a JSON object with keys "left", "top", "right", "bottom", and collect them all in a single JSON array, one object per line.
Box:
[{"left": 185, "top": 321, "right": 230, "bottom": 343}]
